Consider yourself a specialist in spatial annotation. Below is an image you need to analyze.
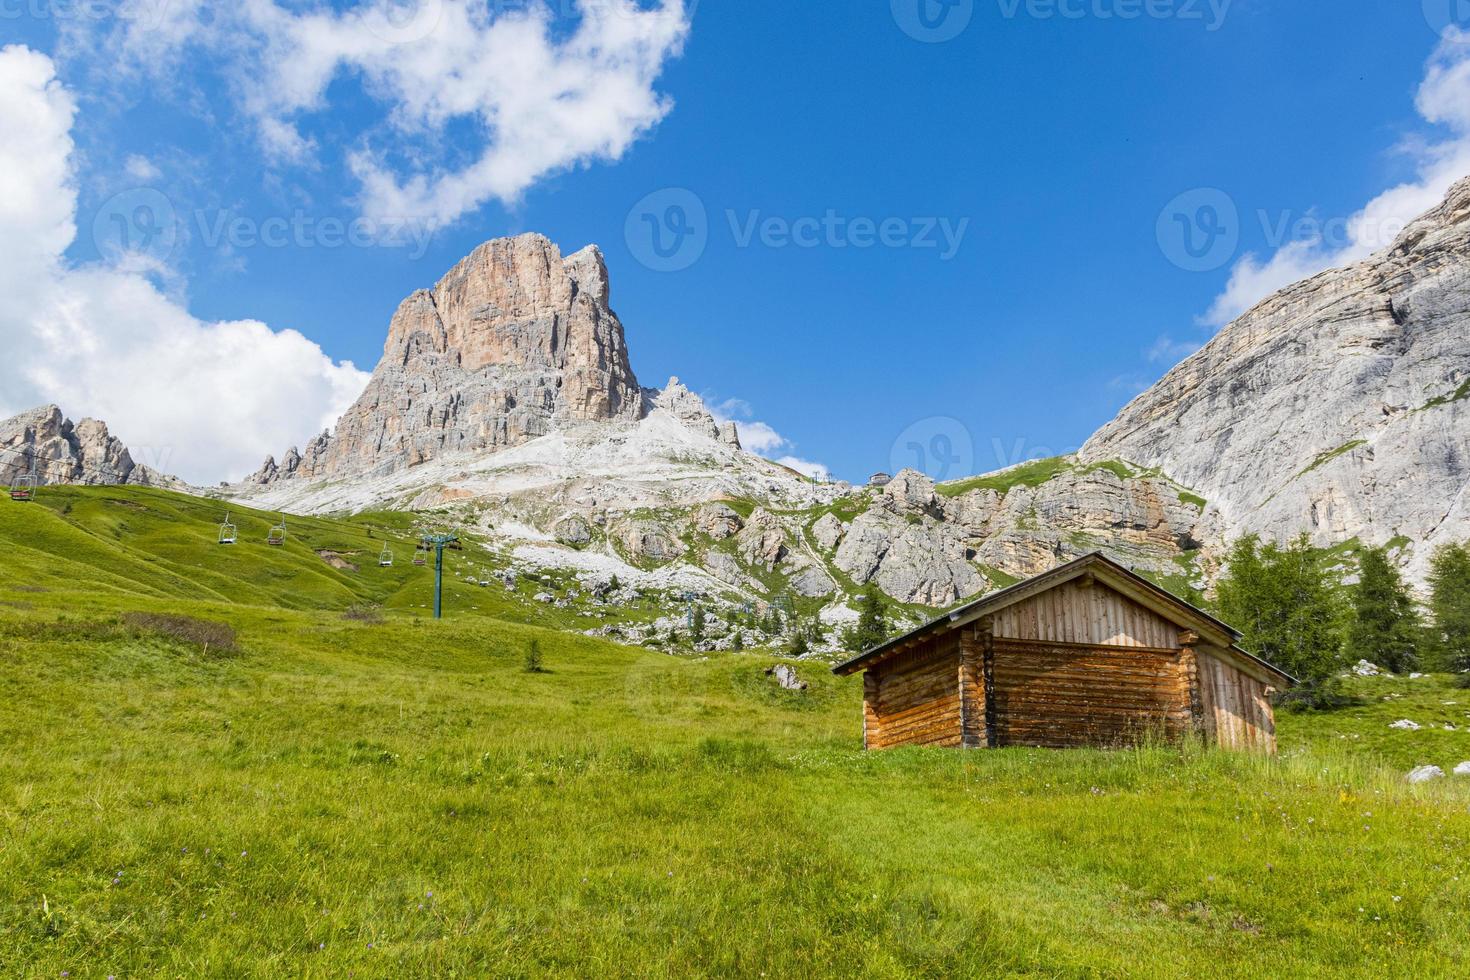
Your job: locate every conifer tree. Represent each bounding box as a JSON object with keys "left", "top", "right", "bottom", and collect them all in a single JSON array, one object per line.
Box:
[
  {"left": 1427, "top": 543, "right": 1470, "bottom": 673},
  {"left": 1346, "top": 547, "right": 1421, "bottom": 673},
  {"left": 1214, "top": 534, "right": 1346, "bottom": 702}
]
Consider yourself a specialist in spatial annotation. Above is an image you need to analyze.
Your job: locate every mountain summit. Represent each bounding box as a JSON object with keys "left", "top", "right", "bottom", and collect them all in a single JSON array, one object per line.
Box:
[
  {"left": 250, "top": 233, "right": 647, "bottom": 483},
  {"left": 1082, "top": 175, "right": 1470, "bottom": 578}
]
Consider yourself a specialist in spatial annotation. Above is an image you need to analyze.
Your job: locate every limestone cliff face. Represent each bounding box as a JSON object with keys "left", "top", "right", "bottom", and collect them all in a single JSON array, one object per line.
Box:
[
  {"left": 0, "top": 405, "right": 183, "bottom": 489},
  {"left": 1081, "top": 176, "right": 1470, "bottom": 575},
  {"left": 253, "top": 234, "right": 645, "bottom": 482}
]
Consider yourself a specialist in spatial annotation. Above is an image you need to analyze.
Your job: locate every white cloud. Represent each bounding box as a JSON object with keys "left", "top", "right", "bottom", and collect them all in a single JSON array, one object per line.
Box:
[
  {"left": 1146, "top": 335, "right": 1203, "bottom": 364},
  {"left": 0, "top": 46, "right": 369, "bottom": 486},
  {"left": 1204, "top": 30, "right": 1470, "bottom": 327},
  {"left": 706, "top": 392, "right": 832, "bottom": 479},
  {"left": 775, "top": 456, "right": 832, "bottom": 482},
  {"left": 74, "top": 0, "right": 691, "bottom": 229},
  {"left": 123, "top": 154, "right": 162, "bottom": 181}
]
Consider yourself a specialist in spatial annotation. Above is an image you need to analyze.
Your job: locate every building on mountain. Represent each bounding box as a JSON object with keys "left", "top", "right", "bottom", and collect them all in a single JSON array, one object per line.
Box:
[
  {"left": 868, "top": 472, "right": 893, "bottom": 488},
  {"left": 832, "top": 553, "right": 1293, "bottom": 754}
]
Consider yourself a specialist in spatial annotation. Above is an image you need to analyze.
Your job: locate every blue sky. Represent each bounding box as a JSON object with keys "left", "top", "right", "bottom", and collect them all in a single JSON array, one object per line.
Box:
[{"left": 3, "top": 1, "right": 1468, "bottom": 484}]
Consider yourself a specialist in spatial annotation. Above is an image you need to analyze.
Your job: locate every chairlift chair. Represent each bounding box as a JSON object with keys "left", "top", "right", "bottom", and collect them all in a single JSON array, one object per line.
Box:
[
  {"left": 218, "top": 512, "right": 238, "bottom": 545},
  {"left": 413, "top": 544, "right": 428, "bottom": 567},
  {"left": 378, "top": 544, "right": 394, "bottom": 567},
  {"left": 267, "top": 516, "right": 288, "bottom": 547},
  {"left": 9, "top": 473, "right": 36, "bottom": 502}
]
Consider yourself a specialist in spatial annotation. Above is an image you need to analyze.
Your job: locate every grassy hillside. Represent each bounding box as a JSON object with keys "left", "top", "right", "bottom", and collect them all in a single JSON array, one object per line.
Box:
[{"left": 1, "top": 488, "right": 1468, "bottom": 976}]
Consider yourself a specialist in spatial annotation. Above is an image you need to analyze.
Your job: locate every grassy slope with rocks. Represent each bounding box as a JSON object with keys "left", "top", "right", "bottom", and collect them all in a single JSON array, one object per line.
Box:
[{"left": 1, "top": 488, "right": 1469, "bottom": 976}]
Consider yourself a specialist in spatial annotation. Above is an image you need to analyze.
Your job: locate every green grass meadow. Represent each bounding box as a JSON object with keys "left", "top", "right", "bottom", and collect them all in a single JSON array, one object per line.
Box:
[{"left": 2, "top": 488, "right": 1469, "bottom": 976}]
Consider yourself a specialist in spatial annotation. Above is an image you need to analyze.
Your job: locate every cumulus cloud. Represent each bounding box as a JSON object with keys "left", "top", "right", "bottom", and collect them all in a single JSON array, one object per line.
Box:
[
  {"left": 1203, "top": 31, "right": 1470, "bottom": 327},
  {"left": 707, "top": 395, "right": 832, "bottom": 480},
  {"left": 71, "top": 0, "right": 691, "bottom": 229},
  {"left": 0, "top": 46, "right": 368, "bottom": 485}
]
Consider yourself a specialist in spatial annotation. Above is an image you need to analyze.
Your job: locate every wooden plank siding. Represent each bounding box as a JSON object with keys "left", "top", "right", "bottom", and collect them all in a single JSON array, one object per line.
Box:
[
  {"left": 1197, "top": 649, "right": 1277, "bottom": 753},
  {"left": 988, "top": 578, "right": 1181, "bottom": 649}
]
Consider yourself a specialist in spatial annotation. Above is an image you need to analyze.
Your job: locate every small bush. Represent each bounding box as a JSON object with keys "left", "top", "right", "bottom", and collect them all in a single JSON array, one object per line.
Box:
[
  {"left": 343, "top": 603, "right": 385, "bottom": 624},
  {"left": 1454, "top": 672, "right": 1470, "bottom": 690},
  {"left": 122, "top": 613, "right": 239, "bottom": 656},
  {"left": 523, "top": 639, "right": 547, "bottom": 674}
]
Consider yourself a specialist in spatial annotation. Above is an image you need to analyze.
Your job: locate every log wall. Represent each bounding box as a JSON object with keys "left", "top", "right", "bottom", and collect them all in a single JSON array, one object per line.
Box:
[
  {"left": 1197, "top": 649, "right": 1277, "bottom": 753},
  {"left": 864, "top": 634, "right": 963, "bottom": 750},
  {"left": 989, "top": 638, "right": 1191, "bottom": 748}
]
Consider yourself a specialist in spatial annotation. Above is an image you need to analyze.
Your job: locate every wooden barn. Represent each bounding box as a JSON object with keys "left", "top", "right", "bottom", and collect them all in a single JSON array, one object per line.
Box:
[{"left": 833, "top": 553, "right": 1293, "bottom": 754}]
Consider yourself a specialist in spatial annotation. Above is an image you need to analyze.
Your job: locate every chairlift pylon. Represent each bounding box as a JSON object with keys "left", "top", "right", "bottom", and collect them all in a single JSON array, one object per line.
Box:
[
  {"left": 267, "top": 515, "right": 287, "bottom": 547},
  {"left": 218, "top": 512, "right": 238, "bottom": 545},
  {"left": 8, "top": 473, "right": 36, "bottom": 503}
]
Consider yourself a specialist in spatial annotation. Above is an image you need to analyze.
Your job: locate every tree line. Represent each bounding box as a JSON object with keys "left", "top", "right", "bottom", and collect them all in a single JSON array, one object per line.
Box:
[{"left": 1213, "top": 537, "right": 1470, "bottom": 708}]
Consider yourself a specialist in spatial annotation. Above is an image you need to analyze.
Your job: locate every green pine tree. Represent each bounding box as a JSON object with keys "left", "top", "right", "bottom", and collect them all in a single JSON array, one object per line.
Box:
[
  {"left": 1346, "top": 547, "right": 1422, "bottom": 673},
  {"left": 1427, "top": 543, "right": 1470, "bottom": 672},
  {"left": 843, "top": 589, "right": 891, "bottom": 653},
  {"left": 1214, "top": 534, "right": 1346, "bottom": 705},
  {"left": 690, "top": 605, "right": 707, "bottom": 645}
]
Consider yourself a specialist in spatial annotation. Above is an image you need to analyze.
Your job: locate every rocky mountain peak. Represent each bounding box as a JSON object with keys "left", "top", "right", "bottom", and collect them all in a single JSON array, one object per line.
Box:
[
  {"left": 252, "top": 233, "right": 646, "bottom": 483},
  {"left": 0, "top": 405, "right": 184, "bottom": 490},
  {"left": 649, "top": 377, "right": 742, "bottom": 449},
  {"left": 1081, "top": 174, "right": 1470, "bottom": 578}
]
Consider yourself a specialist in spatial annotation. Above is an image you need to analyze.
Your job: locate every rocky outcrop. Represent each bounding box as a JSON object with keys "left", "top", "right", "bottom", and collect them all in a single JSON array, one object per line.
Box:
[
  {"left": 252, "top": 234, "right": 645, "bottom": 482},
  {"left": 652, "top": 377, "right": 740, "bottom": 448},
  {"left": 811, "top": 513, "right": 846, "bottom": 551},
  {"left": 734, "top": 508, "right": 789, "bottom": 570},
  {"left": 0, "top": 405, "right": 170, "bottom": 488},
  {"left": 695, "top": 502, "right": 744, "bottom": 540},
  {"left": 554, "top": 514, "right": 593, "bottom": 546},
  {"left": 881, "top": 469, "right": 943, "bottom": 519},
  {"left": 1081, "top": 176, "right": 1470, "bottom": 578},
  {"left": 834, "top": 509, "right": 986, "bottom": 607},
  {"left": 621, "top": 520, "right": 683, "bottom": 562}
]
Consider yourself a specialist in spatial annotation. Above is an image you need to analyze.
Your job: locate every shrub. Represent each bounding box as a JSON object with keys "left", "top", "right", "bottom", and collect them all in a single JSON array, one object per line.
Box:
[
  {"left": 122, "top": 612, "right": 239, "bottom": 655},
  {"left": 343, "top": 603, "right": 385, "bottom": 624},
  {"left": 523, "top": 639, "right": 547, "bottom": 674}
]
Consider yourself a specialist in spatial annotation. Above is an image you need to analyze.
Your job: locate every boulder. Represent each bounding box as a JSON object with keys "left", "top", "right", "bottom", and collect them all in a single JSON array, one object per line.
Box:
[
  {"left": 1406, "top": 765, "right": 1445, "bottom": 784},
  {"left": 1389, "top": 719, "right": 1422, "bottom": 731},
  {"left": 1454, "top": 762, "right": 1470, "bottom": 777},
  {"left": 735, "top": 509, "right": 788, "bottom": 569},
  {"left": 554, "top": 514, "right": 593, "bottom": 546},
  {"left": 695, "top": 503, "right": 744, "bottom": 540},
  {"left": 766, "top": 665, "right": 808, "bottom": 691},
  {"left": 811, "top": 513, "right": 847, "bottom": 551},
  {"left": 790, "top": 565, "right": 837, "bottom": 598},
  {"left": 622, "top": 521, "right": 683, "bottom": 562},
  {"left": 882, "top": 468, "right": 941, "bottom": 518}
]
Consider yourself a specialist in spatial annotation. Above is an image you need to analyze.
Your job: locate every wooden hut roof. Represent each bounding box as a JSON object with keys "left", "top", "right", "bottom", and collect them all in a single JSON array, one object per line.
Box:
[{"left": 832, "top": 552, "right": 1295, "bottom": 687}]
